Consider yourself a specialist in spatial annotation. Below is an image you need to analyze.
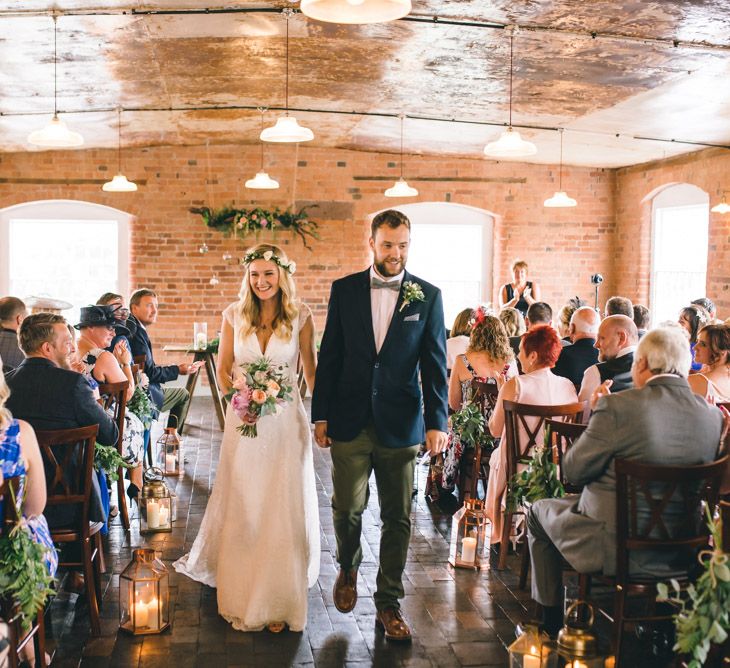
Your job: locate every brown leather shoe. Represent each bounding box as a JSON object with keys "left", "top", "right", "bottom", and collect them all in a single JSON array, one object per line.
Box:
[
  {"left": 375, "top": 607, "right": 412, "bottom": 642},
  {"left": 333, "top": 568, "right": 357, "bottom": 613}
]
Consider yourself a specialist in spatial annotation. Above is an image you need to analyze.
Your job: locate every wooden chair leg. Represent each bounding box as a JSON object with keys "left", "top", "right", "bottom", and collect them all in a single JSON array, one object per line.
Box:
[
  {"left": 613, "top": 586, "right": 626, "bottom": 667},
  {"left": 498, "top": 511, "right": 513, "bottom": 569},
  {"left": 34, "top": 606, "right": 47, "bottom": 668},
  {"left": 519, "top": 538, "right": 530, "bottom": 590},
  {"left": 117, "top": 471, "right": 130, "bottom": 531},
  {"left": 578, "top": 573, "right": 591, "bottom": 599},
  {"left": 82, "top": 541, "right": 101, "bottom": 636},
  {"left": 7, "top": 616, "right": 19, "bottom": 668}
]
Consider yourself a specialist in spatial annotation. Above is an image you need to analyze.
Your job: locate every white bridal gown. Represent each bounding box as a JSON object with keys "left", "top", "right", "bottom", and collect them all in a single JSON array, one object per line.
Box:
[{"left": 174, "top": 303, "right": 320, "bottom": 631}]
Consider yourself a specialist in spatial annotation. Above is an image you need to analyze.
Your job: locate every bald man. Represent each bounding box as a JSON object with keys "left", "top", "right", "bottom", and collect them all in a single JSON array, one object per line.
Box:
[
  {"left": 578, "top": 315, "right": 639, "bottom": 403},
  {"left": 552, "top": 307, "right": 601, "bottom": 391}
]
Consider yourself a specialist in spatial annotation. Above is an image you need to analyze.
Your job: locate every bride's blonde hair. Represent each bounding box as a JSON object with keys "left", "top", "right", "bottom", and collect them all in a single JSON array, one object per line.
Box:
[{"left": 236, "top": 243, "right": 299, "bottom": 341}]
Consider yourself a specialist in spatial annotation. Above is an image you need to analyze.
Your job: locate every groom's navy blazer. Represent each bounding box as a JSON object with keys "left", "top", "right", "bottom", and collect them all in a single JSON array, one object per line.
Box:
[{"left": 312, "top": 269, "right": 448, "bottom": 448}]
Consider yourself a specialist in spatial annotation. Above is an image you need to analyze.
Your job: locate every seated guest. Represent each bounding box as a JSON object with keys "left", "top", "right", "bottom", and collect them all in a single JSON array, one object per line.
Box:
[
  {"left": 442, "top": 311, "right": 516, "bottom": 494},
  {"left": 604, "top": 295, "right": 633, "bottom": 318},
  {"left": 499, "top": 307, "right": 526, "bottom": 339},
  {"left": 75, "top": 306, "right": 144, "bottom": 497},
  {"left": 552, "top": 306, "right": 600, "bottom": 391},
  {"left": 692, "top": 297, "right": 721, "bottom": 324},
  {"left": 509, "top": 301, "right": 557, "bottom": 360},
  {"left": 578, "top": 315, "right": 638, "bottom": 403},
  {"left": 688, "top": 324, "right": 730, "bottom": 402},
  {"left": 486, "top": 325, "right": 578, "bottom": 544},
  {"left": 526, "top": 327, "right": 723, "bottom": 634},
  {"left": 4, "top": 313, "right": 118, "bottom": 529},
  {"left": 633, "top": 303, "right": 650, "bottom": 339},
  {"left": 446, "top": 308, "right": 474, "bottom": 371},
  {"left": 0, "top": 297, "right": 27, "bottom": 373},
  {"left": 499, "top": 259, "right": 541, "bottom": 317},
  {"left": 679, "top": 304, "right": 710, "bottom": 372},
  {"left": 128, "top": 289, "right": 202, "bottom": 430},
  {"left": 556, "top": 297, "right": 585, "bottom": 341},
  {"left": 97, "top": 292, "right": 137, "bottom": 351}
]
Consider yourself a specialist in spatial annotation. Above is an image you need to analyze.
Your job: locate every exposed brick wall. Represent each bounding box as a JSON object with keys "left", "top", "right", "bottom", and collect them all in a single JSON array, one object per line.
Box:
[
  {"left": 615, "top": 147, "right": 730, "bottom": 316},
  {"left": 1, "top": 143, "right": 617, "bottom": 362}
]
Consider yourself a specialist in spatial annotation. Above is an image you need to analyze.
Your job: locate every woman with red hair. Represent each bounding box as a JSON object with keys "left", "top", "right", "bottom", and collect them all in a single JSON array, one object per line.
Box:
[{"left": 485, "top": 325, "right": 578, "bottom": 545}]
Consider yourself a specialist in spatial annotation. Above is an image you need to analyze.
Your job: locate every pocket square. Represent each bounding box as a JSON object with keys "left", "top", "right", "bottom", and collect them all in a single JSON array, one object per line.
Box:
[{"left": 404, "top": 313, "right": 420, "bottom": 322}]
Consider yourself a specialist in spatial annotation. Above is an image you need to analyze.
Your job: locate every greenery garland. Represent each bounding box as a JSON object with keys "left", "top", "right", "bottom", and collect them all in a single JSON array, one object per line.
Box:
[
  {"left": 189, "top": 205, "right": 319, "bottom": 249},
  {"left": 657, "top": 508, "right": 730, "bottom": 667},
  {"left": 94, "top": 443, "right": 131, "bottom": 482},
  {"left": 127, "top": 385, "right": 156, "bottom": 430},
  {"left": 0, "top": 489, "right": 55, "bottom": 630},
  {"left": 450, "top": 401, "right": 494, "bottom": 451}
]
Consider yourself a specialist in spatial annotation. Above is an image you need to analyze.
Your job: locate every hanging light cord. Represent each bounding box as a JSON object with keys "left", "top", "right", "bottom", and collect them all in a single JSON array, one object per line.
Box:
[
  {"left": 399, "top": 113, "right": 405, "bottom": 179},
  {"left": 508, "top": 32, "right": 513, "bottom": 129},
  {"left": 53, "top": 14, "right": 58, "bottom": 116},
  {"left": 258, "top": 106, "right": 267, "bottom": 168},
  {"left": 117, "top": 108, "right": 122, "bottom": 173},
  {"left": 558, "top": 128, "right": 563, "bottom": 190},
  {"left": 283, "top": 9, "right": 292, "bottom": 114}
]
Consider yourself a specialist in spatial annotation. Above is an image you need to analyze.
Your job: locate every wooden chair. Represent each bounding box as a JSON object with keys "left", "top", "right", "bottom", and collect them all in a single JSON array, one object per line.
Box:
[
  {"left": 97, "top": 380, "right": 130, "bottom": 531},
  {"left": 35, "top": 425, "right": 104, "bottom": 636},
  {"left": 545, "top": 419, "right": 588, "bottom": 494},
  {"left": 499, "top": 400, "right": 585, "bottom": 572},
  {"left": 132, "top": 354, "right": 146, "bottom": 369},
  {"left": 0, "top": 477, "right": 48, "bottom": 667},
  {"left": 722, "top": 499, "right": 730, "bottom": 555},
  {"left": 595, "top": 456, "right": 728, "bottom": 664}
]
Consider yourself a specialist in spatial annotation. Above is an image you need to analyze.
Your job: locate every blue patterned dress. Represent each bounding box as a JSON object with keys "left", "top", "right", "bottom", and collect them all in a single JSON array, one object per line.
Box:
[{"left": 0, "top": 420, "right": 58, "bottom": 576}]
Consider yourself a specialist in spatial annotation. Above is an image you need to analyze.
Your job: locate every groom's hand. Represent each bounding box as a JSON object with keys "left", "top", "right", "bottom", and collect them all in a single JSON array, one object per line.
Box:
[
  {"left": 425, "top": 429, "right": 448, "bottom": 455},
  {"left": 314, "top": 421, "right": 332, "bottom": 448}
]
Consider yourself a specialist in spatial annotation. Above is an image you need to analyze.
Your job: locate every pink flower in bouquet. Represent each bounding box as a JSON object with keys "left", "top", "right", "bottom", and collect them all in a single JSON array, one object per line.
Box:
[
  {"left": 231, "top": 390, "right": 251, "bottom": 419},
  {"left": 251, "top": 389, "right": 268, "bottom": 404},
  {"left": 232, "top": 377, "right": 248, "bottom": 391}
]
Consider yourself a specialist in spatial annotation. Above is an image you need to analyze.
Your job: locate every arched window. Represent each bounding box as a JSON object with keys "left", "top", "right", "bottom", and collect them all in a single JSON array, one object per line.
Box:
[
  {"left": 650, "top": 184, "right": 709, "bottom": 325},
  {"left": 0, "top": 199, "right": 131, "bottom": 324}
]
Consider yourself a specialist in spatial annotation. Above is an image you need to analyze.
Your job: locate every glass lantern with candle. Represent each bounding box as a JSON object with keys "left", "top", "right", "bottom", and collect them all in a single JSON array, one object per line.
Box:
[
  {"left": 140, "top": 470, "right": 172, "bottom": 534},
  {"left": 157, "top": 423, "right": 183, "bottom": 477},
  {"left": 555, "top": 602, "right": 609, "bottom": 668},
  {"left": 193, "top": 322, "right": 207, "bottom": 350},
  {"left": 448, "top": 497, "right": 490, "bottom": 570},
  {"left": 119, "top": 548, "right": 170, "bottom": 635},
  {"left": 508, "top": 623, "right": 557, "bottom": 667}
]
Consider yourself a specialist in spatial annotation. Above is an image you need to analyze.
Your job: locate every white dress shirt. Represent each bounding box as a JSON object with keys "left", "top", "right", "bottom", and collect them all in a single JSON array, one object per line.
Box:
[
  {"left": 370, "top": 266, "right": 403, "bottom": 353},
  {"left": 578, "top": 344, "right": 637, "bottom": 403}
]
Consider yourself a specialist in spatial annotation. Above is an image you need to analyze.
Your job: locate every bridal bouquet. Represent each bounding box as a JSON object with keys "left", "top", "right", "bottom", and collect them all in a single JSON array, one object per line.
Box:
[{"left": 226, "top": 357, "right": 294, "bottom": 437}]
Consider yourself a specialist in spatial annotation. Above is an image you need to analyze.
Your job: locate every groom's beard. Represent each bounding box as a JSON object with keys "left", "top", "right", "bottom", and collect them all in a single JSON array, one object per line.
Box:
[{"left": 374, "top": 258, "right": 406, "bottom": 278}]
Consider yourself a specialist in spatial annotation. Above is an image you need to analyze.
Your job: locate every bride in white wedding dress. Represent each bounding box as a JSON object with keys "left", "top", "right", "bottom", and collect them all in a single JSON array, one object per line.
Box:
[{"left": 174, "top": 243, "right": 320, "bottom": 633}]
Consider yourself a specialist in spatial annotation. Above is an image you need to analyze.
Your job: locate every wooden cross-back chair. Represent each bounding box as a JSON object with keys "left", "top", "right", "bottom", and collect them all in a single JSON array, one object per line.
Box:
[
  {"left": 0, "top": 477, "right": 48, "bottom": 667},
  {"left": 97, "top": 379, "right": 130, "bottom": 531},
  {"left": 35, "top": 425, "right": 103, "bottom": 636},
  {"left": 590, "top": 455, "right": 729, "bottom": 664},
  {"left": 545, "top": 418, "right": 588, "bottom": 495},
  {"left": 500, "top": 400, "right": 585, "bottom": 572}
]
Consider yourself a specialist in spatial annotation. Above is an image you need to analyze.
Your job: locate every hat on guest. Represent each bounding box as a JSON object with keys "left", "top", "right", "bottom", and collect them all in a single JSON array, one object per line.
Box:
[{"left": 75, "top": 305, "right": 129, "bottom": 334}]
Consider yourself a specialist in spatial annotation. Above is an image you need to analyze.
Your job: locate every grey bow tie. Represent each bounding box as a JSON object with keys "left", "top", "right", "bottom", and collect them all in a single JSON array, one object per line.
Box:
[{"left": 370, "top": 277, "right": 400, "bottom": 291}]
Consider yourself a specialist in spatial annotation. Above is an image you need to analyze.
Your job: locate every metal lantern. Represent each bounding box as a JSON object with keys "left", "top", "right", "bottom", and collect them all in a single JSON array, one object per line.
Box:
[
  {"left": 555, "top": 602, "right": 609, "bottom": 668},
  {"left": 448, "top": 497, "right": 490, "bottom": 570},
  {"left": 140, "top": 468, "right": 172, "bottom": 533},
  {"left": 508, "top": 623, "right": 557, "bottom": 667},
  {"left": 157, "top": 424, "right": 183, "bottom": 476},
  {"left": 119, "top": 548, "right": 170, "bottom": 635}
]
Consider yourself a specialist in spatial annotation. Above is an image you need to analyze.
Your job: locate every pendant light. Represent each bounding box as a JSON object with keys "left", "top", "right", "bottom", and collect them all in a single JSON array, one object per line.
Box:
[
  {"left": 544, "top": 129, "right": 577, "bottom": 208},
  {"left": 246, "top": 108, "right": 280, "bottom": 189},
  {"left": 484, "top": 29, "right": 536, "bottom": 159},
  {"left": 102, "top": 108, "right": 137, "bottom": 192},
  {"left": 384, "top": 114, "right": 418, "bottom": 198},
  {"left": 710, "top": 193, "right": 730, "bottom": 214},
  {"left": 27, "top": 15, "right": 84, "bottom": 148},
  {"left": 300, "top": 0, "right": 411, "bottom": 25},
  {"left": 260, "top": 10, "right": 314, "bottom": 143}
]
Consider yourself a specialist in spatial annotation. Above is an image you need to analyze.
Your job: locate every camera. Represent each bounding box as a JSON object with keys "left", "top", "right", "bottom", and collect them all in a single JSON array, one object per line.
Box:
[{"left": 590, "top": 273, "right": 604, "bottom": 285}]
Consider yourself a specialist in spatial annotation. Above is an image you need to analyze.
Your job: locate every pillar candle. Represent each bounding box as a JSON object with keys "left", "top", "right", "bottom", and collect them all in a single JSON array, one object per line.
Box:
[
  {"left": 147, "top": 500, "right": 160, "bottom": 529},
  {"left": 133, "top": 600, "right": 149, "bottom": 627},
  {"left": 146, "top": 597, "right": 160, "bottom": 630},
  {"left": 461, "top": 536, "right": 477, "bottom": 564}
]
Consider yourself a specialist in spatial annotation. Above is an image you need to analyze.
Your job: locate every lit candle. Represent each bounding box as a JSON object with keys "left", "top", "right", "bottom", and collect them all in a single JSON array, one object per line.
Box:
[
  {"left": 146, "top": 597, "right": 160, "bottom": 630},
  {"left": 569, "top": 662, "right": 588, "bottom": 668},
  {"left": 165, "top": 454, "right": 177, "bottom": 472},
  {"left": 196, "top": 332, "right": 207, "bottom": 349},
  {"left": 461, "top": 536, "right": 477, "bottom": 564},
  {"left": 147, "top": 500, "right": 160, "bottom": 529},
  {"left": 159, "top": 505, "right": 169, "bottom": 526},
  {"left": 133, "top": 600, "right": 148, "bottom": 628},
  {"left": 524, "top": 648, "right": 541, "bottom": 668}
]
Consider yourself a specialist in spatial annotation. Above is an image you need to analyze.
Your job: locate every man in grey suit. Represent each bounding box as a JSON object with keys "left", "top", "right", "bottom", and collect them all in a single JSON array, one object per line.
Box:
[{"left": 527, "top": 326, "right": 723, "bottom": 634}]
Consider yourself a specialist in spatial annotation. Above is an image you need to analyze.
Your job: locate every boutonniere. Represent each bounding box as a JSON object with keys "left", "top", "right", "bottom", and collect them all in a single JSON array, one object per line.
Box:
[{"left": 399, "top": 281, "right": 426, "bottom": 312}]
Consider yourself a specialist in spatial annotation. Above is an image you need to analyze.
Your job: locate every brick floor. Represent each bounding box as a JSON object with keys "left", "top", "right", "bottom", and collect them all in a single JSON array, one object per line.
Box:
[{"left": 45, "top": 398, "right": 666, "bottom": 667}]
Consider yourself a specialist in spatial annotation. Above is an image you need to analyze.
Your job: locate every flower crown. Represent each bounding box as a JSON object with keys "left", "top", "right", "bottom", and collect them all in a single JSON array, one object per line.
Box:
[{"left": 241, "top": 249, "right": 296, "bottom": 275}]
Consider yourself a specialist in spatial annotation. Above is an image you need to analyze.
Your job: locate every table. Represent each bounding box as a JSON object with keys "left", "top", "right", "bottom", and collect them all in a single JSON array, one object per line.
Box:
[{"left": 163, "top": 346, "right": 226, "bottom": 431}]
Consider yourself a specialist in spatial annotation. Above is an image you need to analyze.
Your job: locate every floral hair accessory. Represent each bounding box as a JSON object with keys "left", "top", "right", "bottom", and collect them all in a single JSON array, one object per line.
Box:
[
  {"left": 470, "top": 305, "right": 488, "bottom": 329},
  {"left": 241, "top": 249, "right": 296, "bottom": 275}
]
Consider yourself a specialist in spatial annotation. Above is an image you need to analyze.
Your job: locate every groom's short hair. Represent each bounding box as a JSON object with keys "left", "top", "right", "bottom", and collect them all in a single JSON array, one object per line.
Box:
[{"left": 371, "top": 209, "right": 411, "bottom": 238}]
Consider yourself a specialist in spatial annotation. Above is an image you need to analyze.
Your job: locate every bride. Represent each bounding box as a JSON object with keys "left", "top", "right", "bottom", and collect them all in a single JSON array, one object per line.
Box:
[{"left": 174, "top": 243, "right": 320, "bottom": 633}]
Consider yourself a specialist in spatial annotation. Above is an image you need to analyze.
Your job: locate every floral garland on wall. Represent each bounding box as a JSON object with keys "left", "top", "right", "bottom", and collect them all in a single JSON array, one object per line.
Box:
[{"left": 189, "top": 205, "right": 319, "bottom": 249}]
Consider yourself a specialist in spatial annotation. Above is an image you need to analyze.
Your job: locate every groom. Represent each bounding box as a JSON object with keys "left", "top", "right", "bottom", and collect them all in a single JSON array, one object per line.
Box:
[{"left": 312, "top": 209, "right": 448, "bottom": 642}]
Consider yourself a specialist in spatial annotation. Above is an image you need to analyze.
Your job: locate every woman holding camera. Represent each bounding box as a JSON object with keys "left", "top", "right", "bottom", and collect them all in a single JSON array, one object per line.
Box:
[{"left": 499, "top": 260, "right": 541, "bottom": 316}]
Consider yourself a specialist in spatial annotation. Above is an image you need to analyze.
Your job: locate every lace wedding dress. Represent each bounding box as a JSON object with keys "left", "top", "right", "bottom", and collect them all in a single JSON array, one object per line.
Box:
[{"left": 174, "top": 302, "right": 320, "bottom": 632}]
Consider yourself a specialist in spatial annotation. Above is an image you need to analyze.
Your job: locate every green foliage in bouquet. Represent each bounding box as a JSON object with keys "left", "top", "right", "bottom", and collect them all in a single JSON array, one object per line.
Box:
[
  {"left": 0, "top": 489, "right": 55, "bottom": 630},
  {"left": 450, "top": 401, "right": 493, "bottom": 451},
  {"left": 94, "top": 443, "right": 131, "bottom": 482},
  {"left": 506, "top": 426, "right": 565, "bottom": 513},
  {"left": 657, "top": 508, "right": 730, "bottom": 667},
  {"left": 189, "top": 205, "right": 319, "bottom": 249},
  {"left": 127, "top": 385, "right": 155, "bottom": 429}
]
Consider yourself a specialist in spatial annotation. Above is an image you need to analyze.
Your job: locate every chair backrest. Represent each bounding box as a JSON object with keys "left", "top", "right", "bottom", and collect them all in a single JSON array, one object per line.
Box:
[
  {"left": 97, "top": 380, "right": 129, "bottom": 450},
  {"left": 35, "top": 425, "right": 99, "bottom": 536},
  {"left": 502, "top": 400, "right": 585, "bottom": 480},
  {"left": 470, "top": 379, "right": 499, "bottom": 421},
  {"left": 133, "top": 354, "right": 146, "bottom": 368},
  {"left": 720, "top": 499, "right": 730, "bottom": 554},
  {"left": 0, "top": 477, "right": 21, "bottom": 528},
  {"left": 614, "top": 455, "right": 728, "bottom": 583},
  {"left": 545, "top": 418, "right": 587, "bottom": 493}
]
